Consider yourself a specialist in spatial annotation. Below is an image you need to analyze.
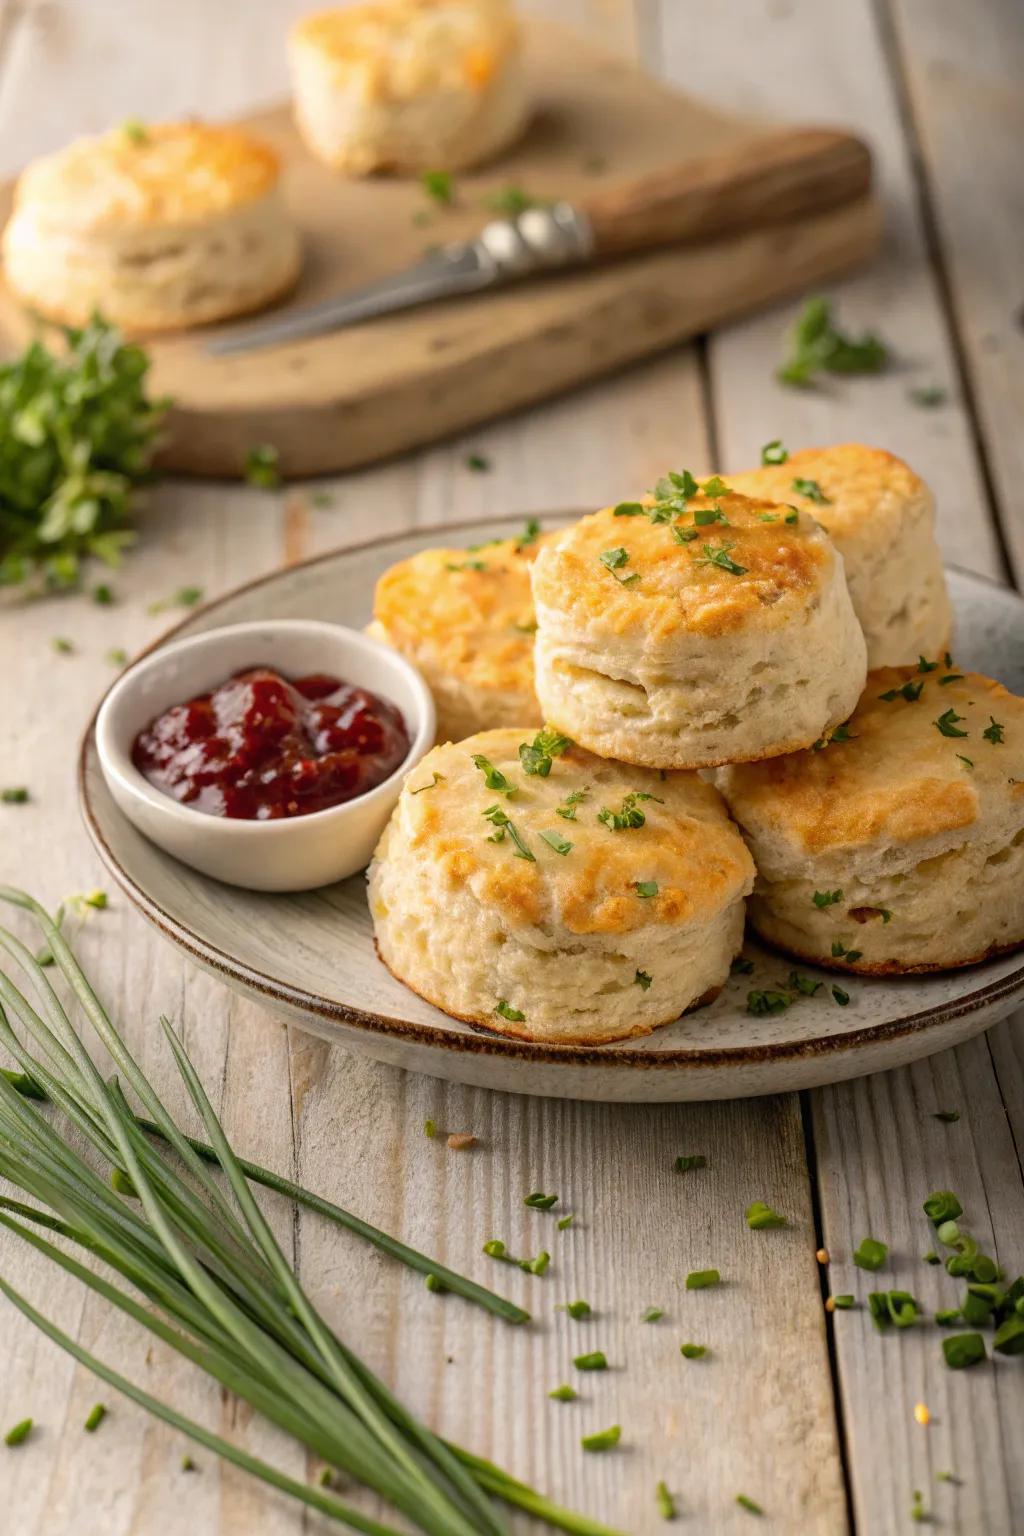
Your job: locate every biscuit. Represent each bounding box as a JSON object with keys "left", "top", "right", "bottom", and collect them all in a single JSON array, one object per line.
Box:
[
  {"left": 531, "top": 479, "right": 867, "bottom": 771},
  {"left": 2, "top": 120, "right": 301, "bottom": 332},
  {"left": 727, "top": 445, "right": 951, "bottom": 668},
  {"left": 289, "top": 0, "right": 529, "bottom": 175},
  {"left": 717, "top": 668, "right": 1024, "bottom": 973},
  {"left": 368, "top": 726, "right": 755, "bottom": 1044},
  {"left": 370, "top": 526, "right": 548, "bottom": 742}
]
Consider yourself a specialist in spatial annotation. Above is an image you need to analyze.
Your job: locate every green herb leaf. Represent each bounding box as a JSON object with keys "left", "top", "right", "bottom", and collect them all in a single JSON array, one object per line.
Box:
[
  {"left": 694, "top": 541, "right": 747, "bottom": 576},
  {"left": 519, "top": 1250, "right": 550, "bottom": 1276},
  {"left": 599, "top": 546, "right": 640, "bottom": 585},
  {"left": 519, "top": 726, "right": 571, "bottom": 777},
  {"left": 539, "top": 829, "right": 573, "bottom": 856},
  {"left": 655, "top": 1480, "right": 677, "bottom": 1518},
  {"left": 935, "top": 707, "right": 969, "bottom": 738},
  {"left": 788, "top": 970, "right": 821, "bottom": 996},
  {"left": 939, "top": 673, "right": 964, "bottom": 685},
  {"left": 4, "top": 1418, "right": 33, "bottom": 1447},
  {"left": 121, "top": 118, "right": 149, "bottom": 144},
  {"left": 423, "top": 1118, "right": 437, "bottom": 1138},
  {"left": 557, "top": 1215, "right": 573, "bottom": 1230},
  {"left": 1, "top": 787, "right": 29, "bottom": 804},
  {"left": 879, "top": 679, "right": 924, "bottom": 702},
  {"left": 613, "top": 501, "right": 646, "bottom": 518},
  {"left": 731, "top": 955, "right": 755, "bottom": 975},
  {"left": 830, "top": 1294, "right": 855, "bottom": 1309},
  {"left": 923, "top": 1191, "right": 963, "bottom": 1224},
  {"left": 642, "top": 1307, "right": 663, "bottom": 1323},
  {"left": 634, "top": 969, "right": 653, "bottom": 991},
  {"left": 573, "top": 1351, "right": 607, "bottom": 1371},
  {"left": 675, "top": 1154, "right": 707, "bottom": 1173},
  {"left": 853, "top": 1237, "right": 888, "bottom": 1272},
  {"left": 410, "top": 772, "right": 444, "bottom": 794},
  {"left": 747, "top": 989, "right": 791, "bottom": 1016},
  {"left": 421, "top": 169, "right": 454, "bottom": 205},
  {"left": 482, "top": 804, "right": 535, "bottom": 859},
  {"left": 671, "top": 524, "right": 699, "bottom": 543},
  {"left": 147, "top": 585, "right": 203, "bottom": 615},
  {"left": 244, "top": 443, "right": 281, "bottom": 488},
  {"left": 983, "top": 716, "right": 1005, "bottom": 744},
  {"left": 597, "top": 790, "right": 661, "bottom": 831},
  {"left": 830, "top": 938, "right": 863, "bottom": 963},
  {"left": 777, "top": 296, "right": 888, "bottom": 387},
  {"left": 812, "top": 888, "right": 843, "bottom": 908},
  {"left": 745, "top": 1201, "right": 787, "bottom": 1230},
  {"left": 465, "top": 452, "right": 490, "bottom": 472},
  {"left": 791, "top": 477, "right": 831, "bottom": 505},
  {"left": 580, "top": 1425, "right": 620, "bottom": 1453},
  {"left": 84, "top": 1402, "right": 107, "bottom": 1432},
  {"left": 694, "top": 504, "right": 729, "bottom": 526},
  {"left": 956, "top": 754, "right": 974, "bottom": 769},
  {"left": 548, "top": 1384, "right": 577, "bottom": 1401},
  {"left": 555, "top": 787, "right": 589, "bottom": 820},
  {"left": 515, "top": 518, "right": 541, "bottom": 550},
  {"left": 933, "top": 1109, "right": 960, "bottom": 1123},
  {"left": 92, "top": 582, "right": 115, "bottom": 605},
  {"left": 685, "top": 1269, "right": 720, "bottom": 1290},
  {"left": 632, "top": 880, "right": 658, "bottom": 897},
  {"left": 485, "top": 184, "right": 540, "bottom": 216},
  {"left": 736, "top": 1494, "right": 764, "bottom": 1516},
  {"left": 679, "top": 1342, "right": 707, "bottom": 1359},
  {"left": 761, "top": 440, "right": 788, "bottom": 465},
  {"left": 496, "top": 1000, "right": 525, "bottom": 1022},
  {"left": 524, "top": 1191, "right": 558, "bottom": 1210},
  {"left": 560, "top": 1299, "right": 591, "bottom": 1319},
  {"left": 832, "top": 986, "right": 850, "bottom": 1006},
  {"left": 445, "top": 558, "right": 487, "bottom": 572}
]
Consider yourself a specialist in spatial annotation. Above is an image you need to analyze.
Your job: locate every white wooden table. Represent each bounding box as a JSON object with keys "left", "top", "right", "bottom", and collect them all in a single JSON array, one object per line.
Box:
[{"left": 2, "top": 2, "right": 1023, "bottom": 1532}]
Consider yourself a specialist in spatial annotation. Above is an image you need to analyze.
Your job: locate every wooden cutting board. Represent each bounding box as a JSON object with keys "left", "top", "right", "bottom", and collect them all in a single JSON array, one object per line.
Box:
[{"left": 0, "top": 20, "right": 880, "bottom": 479}]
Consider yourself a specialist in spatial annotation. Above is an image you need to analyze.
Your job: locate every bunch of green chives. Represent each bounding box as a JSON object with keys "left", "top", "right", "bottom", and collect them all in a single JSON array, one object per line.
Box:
[{"left": 0, "top": 888, "right": 621, "bottom": 1536}]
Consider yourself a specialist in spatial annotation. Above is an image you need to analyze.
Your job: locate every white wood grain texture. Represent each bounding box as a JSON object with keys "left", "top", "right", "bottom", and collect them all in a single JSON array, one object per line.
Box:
[
  {"left": 881, "top": 0, "right": 1024, "bottom": 580},
  {"left": 649, "top": 0, "right": 1005, "bottom": 582}
]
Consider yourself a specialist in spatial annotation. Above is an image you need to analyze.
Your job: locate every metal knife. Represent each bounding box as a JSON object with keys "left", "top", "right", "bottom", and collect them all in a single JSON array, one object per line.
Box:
[{"left": 207, "top": 127, "right": 871, "bottom": 357}]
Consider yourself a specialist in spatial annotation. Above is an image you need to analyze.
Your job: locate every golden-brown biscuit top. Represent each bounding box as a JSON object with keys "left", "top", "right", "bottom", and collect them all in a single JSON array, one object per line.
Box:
[
  {"left": 291, "top": 1, "right": 519, "bottom": 96},
  {"left": 722, "top": 668, "right": 1024, "bottom": 855},
  {"left": 12, "top": 122, "right": 281, "bottom": 232},
  {"left": 727, "top": 444, "right": 928, "bottom": 543},
  {"left": 373, "top": 534, "right": 546, "bottom": 697},
  {"left": 400, "top": 727, "right": 754, "bottom": 936},
  {"left": 531, "top": 489, "right": 832, "bottom": 640}
]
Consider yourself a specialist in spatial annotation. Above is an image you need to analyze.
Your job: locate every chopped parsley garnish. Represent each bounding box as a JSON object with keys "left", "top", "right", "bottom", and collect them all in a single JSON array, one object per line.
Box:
[
  {"left": 496, "top": 1000, "right": 525, "bottom": 1022},
  {"left": 736, "top": 1495, "right": 764, "bottom": 1517},
  {"left": 731, "top": 955, "right": 755, "bottom": 975},
  {"left": 421, "top": 169, "right": 455, "bottom": 205},
  {"left": 908, "top": 386, "right": 947, "bottom": 408},
  {"left": 4, "top": 1418, "right": 33, "bottom": 1446},
  {"left": 424, "top": 1118, "right": 437, "bottom": 1138},
  {"left": 831, "top": 938, "right": 863, "bottom": 963},
  {"left": 983, "top": 716, "right": 1005, "bottom": 744},
  {"left": 52, "top": 636, "right": 73, "bottom": 654},
  {"left": 791, "top": 477, "right": 831, "bottom": 505},
  {"left": 482, "top": 805, "right": 534, "bottom": 859},
  {"left": 1, "top": 787, "right": 29, "bottom": 804},
  {"left": 942, "top": 1333, "right": 986, "bottom": 1369},
  {"left": 939, "top": 672, "right": 964, "bottom": 685},
  {"left": 701, "top": 476, "right": 731, "bottom": 496},
  {"left": 788, "top": 971, "right": 821, "bottom": 996},
  {"left": 559, "top": 1299, "right": 591, "bottom": 1319},
  {"left": 121, "top": 118, "right": 149, "bottom": 144},
  {"left": 539, "top": 828, "right": 572, "bottom": 856},
  {"left": 832, "top": 983, "right": 849, "bottom": 1003},
  {"left": 472, "top": 754, "right": 516, "bottom": 794},
  {"left": 573, "top": 1350, "right": 607, "bottom": 1371},
  {"left": 694, "top": 504, "right": 729, "bottom": 526},
  {"left": 685, "top": 1269, "right": 720, "bottom": 1290},
  {"left": 515, "top": 517, "right": 541, "bottom": 549},
  {"left": 613, "top": 501, "right": 646, "bottom": 518},
  {"left": 642, "top": 1307, "right": 664, "bottom": 1322},
  {"left": 548, "top": 1385, "right": 577, "bottom": 1402},
  {"left": 92, "top": 582, "right": 114, "bottom": 605},
  {"left": 777, "top": 295, "right": 888, "bottom": 387},
  {"left": 524, "top": 1191, "right": 558, "bottom": 1210},
  {"left": 785, "top": 507, "right": 799, "bottom": 523},
  {"left": 812, "top": 889, "right": 843, "bottom": 908},
  {"left": 761, "top": 440, "right": 788, "bottom": 465},
  {"left": 147, "top": 585, "right": 203, "bottom": 614},
  {"left": 411, "top": 772, "right": 444, "bottom": 794},
  {"left": 580, "top": 1425, "right": 620, "bottom": 1453},
  {"left": 632, "top": 880, "right": 658, "bottom": 898},
  {"left": 918, "top": 655, "right": 940, "bottom": 672},
  {"left": 853, "top": 1237, "right": 888, "bottom": 1271},
  {"left": 747, "top": 989, "right": 791, "bottom": 1016},
  {"left": 956, "top": 754, "right": 974, "bottom": 769},
  {"left": 675, "top": 1154, "right": 707, "bottom": 1173},
  {"left": 745, "top": 1201, "right": 787, "bottom": 1230},
  {"left": 555, "top": 787, "right": 589, "bottom": 820},
  {"left": 680, "top": 1343, "right": 707, "bottom": 1359},
  {"left": 445, "top": 558, "right": 487, "bottom": 572},
  {"left": 935, "top": 707, "right": 968, "bottom": 738},
  {"left": 934, "top": 1109, "right": 960, "bottom": 1123},
  {"left": 671, "top": 524, "right": 699, "bottom": 543},
  {"left": 634, "top": 970, "right": 653, "bottom": 991},
  {"left": 597, "top": 791, "right": 661, "bottom": 831},
  {"left": 812, "top": 722, "right": 856, "bottom": 750},
  {"left": 695, "top": 540, "right": 747, "bottom": 576},
  {"left": 599, "top": 546, "right": 640, "bottom": 585},
  {"left": 485, "top": 183, "right": 541, "bottom": 216},
  {"left": 656, "top": 1481, "right": 676, "bottom": 1518},
  {"left": 557, "top": 1215, "right": 573, "bottom": 1230},
  {"left": 879, "top": 679, "right": 923, "bottom": 702},
  {"left": 465, "top": 452, "right": 490, "bottom": 472},
  {"left": 519, "top": 726, "right": 571, "bottom": 776},
  {"left": 244, "top": 443, "right": 281, "bottom": 488}
]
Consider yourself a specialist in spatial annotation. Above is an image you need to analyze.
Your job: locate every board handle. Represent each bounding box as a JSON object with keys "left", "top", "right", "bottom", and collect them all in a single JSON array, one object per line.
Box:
[{"left": 579, "top": 127, "right": 872, "bottom": 258}]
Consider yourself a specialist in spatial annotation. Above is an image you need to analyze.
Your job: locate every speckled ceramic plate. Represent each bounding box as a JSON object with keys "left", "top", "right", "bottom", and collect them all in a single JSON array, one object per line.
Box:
[{"left": 79, "top": 516, "right": 1024, "bottom": 1102}]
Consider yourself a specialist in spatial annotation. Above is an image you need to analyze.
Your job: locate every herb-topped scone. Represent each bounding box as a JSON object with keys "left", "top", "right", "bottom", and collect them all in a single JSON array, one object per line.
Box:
[
  {"left": 530, "top": 476, "right": 867, "bottom": 771},
  {"left": 727, "top": 444, "right": 951, "bottom": 668},
  {"left": 368, "top": 726, "right": 754, "bottom": 1044},
  {"left": 369, "top": 523, "right": 549, "bottom": 742},
  {"left": 717, "top": 666, "right": 1024, "bottom": 973}
]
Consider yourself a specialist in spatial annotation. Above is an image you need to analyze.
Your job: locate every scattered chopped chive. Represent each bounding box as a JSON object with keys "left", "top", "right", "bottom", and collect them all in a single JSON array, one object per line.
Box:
[
  {"left": 613, "top": 501, "right": 646, "bottom": 518},
  {"left": 424, "top": 1273, "right": 447, "bottom": 1292},
  {"left": 694, "top": 505, "right": 729, "bottom": 526},
  {"left": 983, "top": 717, "right": 1005, "bottom": 744},
  {"left": 555, "top": 787, "right": 588, "bottom": 821},
  {"left": 736, "top": 1494, "right": 764, "bottom": 1516},
  {"left": 560, "top": 1300, "right": 591, "bottom": 1320},
  {"left": 761, "top": 440, "right": 788, "bottom": 465},
  {"left": 942, "top": 1332, "right": 986, "bottom": 1369},
  {"left": 832, "top": 986, "right": 850, "bottom": 1007},
  {"left": 92, "top": 582, "right": 114, "bottom": 605},
  {"left": 939, "top": 673, "right": 964, "bottom": 685},
  {"left": 812, "top": 722, "right": 856, "bottom": 750},
  {"left": 634, "top": 970, "right": 653, "bottom": 991},
  {"left": 524, "top": 1192, "right": 558, "bottom": 1211},
  {"left": 410, "top": 771, "right": 444, "bottom": 794},
  {"left": 421, "top": 169, "right": 454, "bottom": 205},
  {"left": 573, "top": 1351, "right": 607, "bottom": 1371},
  {"left": 956, "top": 754, "right": 974, "bottom": 768},
  {"left": 935, "top": 1308, "right": 962, "bottom": 1326},
  {"left": 472, "top": 754, "right": 516, "bottom": 794},
  {"left": 633, "top": 880, "right": 659, "bottom": 898},
  {"left": 674, "top": 1154, "right": 707, "bottom": 1174},
  {"left": 731, "top": 955, "right": 754, "bottom": 975},
  {"left": 83, "top": 1403, "right": 107, "bottom": 1433},
  {"left": 538, "top": 829, "right": 573, "bottom": 856},
  {"left": 784, "top": 507, "right": 799, "bottom": 523},
  {"left": 423, "top": 1118, "right": 437, "bottom": 1139},
  {"left": 791, "top": 477, "right": 830, "bottom": 505},
  {"left": 555, "top": 1216, "right": 574, "bottom": 1234},
  {"left": 1, "top": 787, "right": 29, "bottom": 804},
  {"left": 519, "top": 726, "right": 571, "bottom": 777},
  {"left": 181, "top": 1455, "right": 197, "bottom": 1472},
  {"left": 515, "top": 518, "right": 541, "bottom": 551},
  {"left": 853, "top": 1237, "right": 888, "bottom": 1272},
  {"left": 910, "top": 1489, "right": 929, "bottom": 1524},
  {"left": 121, "top": 118, "right": 149, "bottom": 144},
  {"left": 745, "top": 1201, "right": 786, "bottom": 1230},
  {"left": 318, "top": 1466, "right": 334, "bottom": 1487},
  {"left": 642, "top": 1307, "right": 664, "bottom": 1323},
  {"left": 580, "top": 1425, "right": 620, "bottom": 1453},
  {"left": 872, "top": 1290, "right": 920, "bottom": 1329},
  {"left": 496, "top": 1000, "right": 525, "bottom": 1023},
  {"left": 685, "top": 1269, "right": 720, "bottom": 1291},
  {"left": 655, "top": 1479, "right": 676, "bottom": 1518},
  {"left": 4, "top": 1418, "right": 32, "bottom": 1446},
  {"left": 445, "top": 559, "right": 487, "bottom": 572},
  {"left": 244, "top": 443, "right": 281, "bottom": 489},
  {"left": 923, "top": 1251, "right": 940, "bottom": 1265},
  {"left": 52, "top": 636, "right": 74, "bottom": 654},
  {"left": 147, "top": 585, "right": 203, "bottom": 614},
  {"left": 908, "top": 385, "right": 947, "bottom": 408},
  {"left": 830, "top": 938, "right": 863, "bottom": 963},
  {"left": 106, "top": 648, "right": 128, "bottom": 666},
  {"left": 482, "top": 1239, "right": 508, "bottom": 1258},
  {"left": 935, "top": 707, "right": 968, "bottom": 738},
  {"left": 747, "top": 989, "right": 791, "bottom": 1016},
  {"left": 694, "top": 540, "right": 747, "bottom": 575},
  {"left": 934, "top": 1109, "right": 960, "bottom": 1123},
  {"left": 830, "top": 1295, "right": 855, "bottom": 1309},
  {"left": 520, "top": 1251, "right": 550, "bottom": 1276},
  {"left": 598, "top": 546, "right": 640, "bottom": 585},
  {"left": 597, "top": 790, "right": 661, "bottom": 831},
  {"left": 812, "top": 888, "right": 843, "bottom": 908},
  {"left": 879, "top": 679, "right": 924, "bottom": 702},
  {"left": 679, "top": 1343, "right": 706, "bottom": 1359},
  {"left": 78, "top": 889, "right": 108, "bottom": 911},
  {"left": 777, "top": 296, "right": 888, "bottom": 387},
  {"left": 923, "top": 1191, "right": 963, "bottom": 1224},
  {"left": 993, "top": 1316, "right": 1024, "bottom": 1355},
  {"left": 482, "top": 804, "right": 534, "bottom": 860},
  {"left": 548, "top": 1385, "right": 577, "bottom": 1402},
  {"left": 788, "top": 971, "right": 822, "bottom": 997}
]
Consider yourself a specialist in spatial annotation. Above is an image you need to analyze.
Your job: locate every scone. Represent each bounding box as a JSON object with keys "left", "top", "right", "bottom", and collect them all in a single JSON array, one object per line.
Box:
[
  {"left": 368, "top": 727, "right": 755, "bottom": 1044},
  {"left": 2, "top": 120, "right": 301, "bottom": 332},
  {"left": 289, "top": 0, "right": 529, "bottom": 175},
  {"left": 531, "top": 479, "right": 867, "bottom": 771},
  {"left": 718, "top": 667, "right": 1024, "bottom": 973},
  {"left": 727, "top": 445, "right": 951, "bottom": 668},
  {"left": 370, "top": 527, "right": 547, "bottom": 742}
]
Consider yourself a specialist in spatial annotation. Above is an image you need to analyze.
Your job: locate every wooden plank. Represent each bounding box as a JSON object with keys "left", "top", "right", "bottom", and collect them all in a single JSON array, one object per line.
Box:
[{"left": 880, "top": 0, "right": 1024, "bottom": 582}]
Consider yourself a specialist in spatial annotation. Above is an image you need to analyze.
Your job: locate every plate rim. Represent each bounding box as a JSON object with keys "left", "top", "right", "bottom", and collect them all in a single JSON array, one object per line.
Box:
[{"left": 78, "top": 516, "right": 1024, "bottom": 1074}]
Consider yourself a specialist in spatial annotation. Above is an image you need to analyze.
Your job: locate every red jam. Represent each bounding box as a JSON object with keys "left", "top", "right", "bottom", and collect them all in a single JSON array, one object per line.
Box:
[{"left": 132, "top": 668, "right": 411, "bottom": 820}]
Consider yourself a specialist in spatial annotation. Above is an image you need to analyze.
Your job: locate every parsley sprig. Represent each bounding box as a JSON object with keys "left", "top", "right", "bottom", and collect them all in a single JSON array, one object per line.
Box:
[
  {"left": 597, "top": 792, "right": 662, "bottom": 831},
  {"left": 777, "top": 296, "right": 888, "bottom": 388}
]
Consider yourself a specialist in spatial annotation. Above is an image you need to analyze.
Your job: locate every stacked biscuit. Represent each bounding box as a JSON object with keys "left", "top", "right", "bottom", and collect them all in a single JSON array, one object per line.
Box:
[{"left": 369, "top": 445, "right": 1024, "bottom": 1043}]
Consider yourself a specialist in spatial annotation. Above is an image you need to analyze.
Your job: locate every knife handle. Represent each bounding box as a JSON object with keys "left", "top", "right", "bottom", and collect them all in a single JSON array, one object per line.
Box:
[{"left": 579, "top": 126, "right": 872, "bottom": 258}]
